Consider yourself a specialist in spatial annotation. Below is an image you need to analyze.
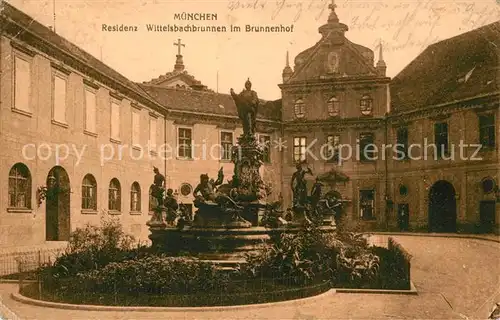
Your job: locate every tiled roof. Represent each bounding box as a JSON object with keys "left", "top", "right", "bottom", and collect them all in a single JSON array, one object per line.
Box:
[
  {"left": 139, "top": 84, "right": 282, "bottom": 121},
  {"left": 390, "top": 21, "right": 500, "bottom": 113},
  {"left": 2, "top": 2, "right": 163, "bottom": 110}
]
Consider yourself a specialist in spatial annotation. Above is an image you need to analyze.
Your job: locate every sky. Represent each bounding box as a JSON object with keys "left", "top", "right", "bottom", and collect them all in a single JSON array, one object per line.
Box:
[{"left": 5, "top": 0, "right": 500, "bottom": 100}]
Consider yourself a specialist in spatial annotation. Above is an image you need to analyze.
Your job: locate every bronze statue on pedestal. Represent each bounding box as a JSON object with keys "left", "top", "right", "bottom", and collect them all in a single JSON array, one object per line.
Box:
[
  {"left": 291, "top": 162, "right": 313, "bottom": 207},
  {"left": 151, "top": 167, "right": 165, "bottom": 207},
  {"left": 230, "top": 78, "right": 259, "bottom": 137}
]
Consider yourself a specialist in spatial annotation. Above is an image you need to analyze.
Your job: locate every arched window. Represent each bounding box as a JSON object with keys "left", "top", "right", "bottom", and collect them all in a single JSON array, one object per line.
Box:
[
  {"left": 108, "top": 178, "right": 121, "bottom": 212},
  {"left": 294, "top": 99, "right": 305, "bottom": 118},
  {"left": 360, "top": 95, "right": 373, "bottom": 116},
  {"left": 8, "top": 163, "right": 32, "bottom": 209},
  {"left": 82, "top": 174, "right": 97, "bottom": 210},
  {"left": 327, "top": 97, "right": 340, "bottom": 117},
  {"left": 130, "top": 182, "right": 141, "bottom": 212},
  {"left": 149, "top": 185, "right": 157, "bottom": 213}
]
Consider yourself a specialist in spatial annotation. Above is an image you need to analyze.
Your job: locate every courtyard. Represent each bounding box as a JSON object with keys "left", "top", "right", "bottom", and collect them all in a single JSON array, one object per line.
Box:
[{"left": 0, "top": 234, "right": 498, "bottom": 320}]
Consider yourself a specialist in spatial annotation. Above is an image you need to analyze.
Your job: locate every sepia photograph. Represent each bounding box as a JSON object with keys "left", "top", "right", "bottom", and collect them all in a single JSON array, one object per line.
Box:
[{"left": 0, "top": 0, "right": 498, "bottom": 319}]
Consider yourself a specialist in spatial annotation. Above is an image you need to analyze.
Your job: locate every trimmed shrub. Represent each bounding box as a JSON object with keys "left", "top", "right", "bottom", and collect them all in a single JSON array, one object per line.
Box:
[
  {"left": 41, "top": 218, "right": 151, "bottom": 279},
  {"left": 59, "top": 256, "right": 230, "bottom": 295}
]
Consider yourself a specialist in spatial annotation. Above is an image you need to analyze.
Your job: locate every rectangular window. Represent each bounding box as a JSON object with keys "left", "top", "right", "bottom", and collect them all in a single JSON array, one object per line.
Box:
[
  {"left": 434, "top": 122, "right": 448, "bottom": 158},
  {"left": 178, "top": 128, "right": 192, "bottom": 158},
  {"left": 53, "top": 74, "right": 67, "bottom": 123},
  {"left": 14, "top": 56, "right": 31, "bottom": 113},
  {"left": 360, "top": 189, "right": 375, "bottom": 220},
  {"left": 326, "top": 135, "right": 340, "bottom": 163},
  {"left": 396, "top": 127, "right": 409, "bottom": 159},
  {"left": 359, "top": 133, "right": 375, "bottom": 162},
  {"left": 479, "top": 114, "right": 495, "bottom": 148},
  {"left": 84, "top": 89, "right": 96, "bottom": 133},
  {"left": 293, "top": 137, "right": 307, "bottom": 163},
  {"left": 132, "top": 112, "right": 140, "bottom": 147},
  {"left": 110, "top": 102, "right": 120, "bottom": 141},
  {"left": 259, "top": 134, "right": 271, "bottom": 163},
  {"left": 220, "top": 131, "right": 233, "bottom": 161},
  {"left": 149, "top": 117, "right": 157, "bottom": 150}
]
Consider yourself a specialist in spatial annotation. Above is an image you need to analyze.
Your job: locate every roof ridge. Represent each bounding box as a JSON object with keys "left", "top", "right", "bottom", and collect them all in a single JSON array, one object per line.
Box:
[
  {"left": 428, "top": 20, "right": 500, "bottom": 48},
  {"left": 139, "top": 83, "right": 228, "bottom": 96}
]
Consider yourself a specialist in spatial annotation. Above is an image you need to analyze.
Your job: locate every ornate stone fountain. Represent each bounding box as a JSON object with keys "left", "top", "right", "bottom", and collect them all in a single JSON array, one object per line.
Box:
[{"left": 147, "top": 79, "right": 338, "bottom": 264}]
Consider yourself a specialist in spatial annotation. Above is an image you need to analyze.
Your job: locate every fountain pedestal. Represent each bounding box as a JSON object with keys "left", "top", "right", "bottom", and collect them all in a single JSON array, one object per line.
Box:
[{"left": 148, "top": 80, "right": 337, "bottom": 265}]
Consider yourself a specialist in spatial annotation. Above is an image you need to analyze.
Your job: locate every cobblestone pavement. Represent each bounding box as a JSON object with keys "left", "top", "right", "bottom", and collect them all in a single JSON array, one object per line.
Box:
[{"left": 0, "top": 235, "right": 498, "bottom": 320}]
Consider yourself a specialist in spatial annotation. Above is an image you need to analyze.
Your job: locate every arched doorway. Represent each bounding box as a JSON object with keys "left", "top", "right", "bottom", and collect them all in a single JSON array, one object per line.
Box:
[
  {"left": 428, "top": 180, "right": 457, "bottom": 233},
  {"left": 45, "top": 166, "right": 71, "bottom": 241}
]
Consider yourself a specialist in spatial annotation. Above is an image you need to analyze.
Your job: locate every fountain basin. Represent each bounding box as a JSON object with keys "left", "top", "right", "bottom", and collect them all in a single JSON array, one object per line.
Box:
[{"left": 149, "top": 225, "right": 336, "bottom": 263}]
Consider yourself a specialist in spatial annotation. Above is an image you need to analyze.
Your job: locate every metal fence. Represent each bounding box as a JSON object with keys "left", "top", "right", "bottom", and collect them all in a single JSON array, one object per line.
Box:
[
  {"left": 0, "top": 247, "right": 66, "bottom": 278},
  {"left": 18, "top": 270, "right": 332, "bottom": 307}
]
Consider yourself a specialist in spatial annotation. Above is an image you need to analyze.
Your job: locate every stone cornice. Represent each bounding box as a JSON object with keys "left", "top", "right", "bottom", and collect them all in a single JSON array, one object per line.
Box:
[
  {"left": 167, "top": 108, "right": 281, "bottom": 127},
  {"left": 83, "top": 78, "right": 99, "bottom": 90},
  {"left": 256, "top": 123, "right": 278, "bottom": 133},
  {"left": 168, "top": 110, "right": 280, "bottom": 132},
  {"left": 109, "top": 91, "right": 124, "bottom": 101},
  {"left": 173, "top": 118, "right": 198, "bottom": 126},
  {"left": 279, "top": 76, "right": 390, "bottom": 91},
  {"left": 50, "top": 61, "right": 71, "bottom": 75},
  {"left": 130, "top": 102, "right": 142, "bottom": 111},
  {"left": 284, "top": 118, "right": 385, "bottom": 132},
  {"left": 10, "top": 39, "right": 36, "bottom": 56},
  {"left": 388, "top": 93, "right": 499, "bottom": 124},
  {"left": 216, "top": 123, "right": 237, "bottom": 130}
]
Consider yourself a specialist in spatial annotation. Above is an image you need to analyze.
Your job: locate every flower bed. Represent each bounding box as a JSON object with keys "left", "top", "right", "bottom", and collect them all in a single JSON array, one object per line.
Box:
[{"left": 18, "top": 220, "right": 412, "bottom": 307}]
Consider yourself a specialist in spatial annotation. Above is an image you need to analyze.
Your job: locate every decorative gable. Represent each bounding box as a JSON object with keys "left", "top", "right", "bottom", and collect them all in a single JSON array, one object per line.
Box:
[
  {"left": 290, "top": 43, "right": 378, "bottom": 82},
  {"left": 286, "top": 2, "right": 380, "bottom": 83}
]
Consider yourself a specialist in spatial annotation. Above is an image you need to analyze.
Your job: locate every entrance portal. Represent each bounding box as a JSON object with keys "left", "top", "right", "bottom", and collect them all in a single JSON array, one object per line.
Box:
[
  {"left": 479, "top": 201, "right": 496, "bottom": 234},
  {"left": 428, "top": 180, "right": 457, "bottom": 233},
  {"left": 45, "top": 166, "right": 71, "bottom": 241}
]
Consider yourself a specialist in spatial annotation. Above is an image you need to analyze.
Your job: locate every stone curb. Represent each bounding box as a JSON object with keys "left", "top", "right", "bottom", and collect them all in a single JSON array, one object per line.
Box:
[
  {"left": 367, "top": 232, "right": 500, "bottom": 243},
  {"left": 335, "top": 281, "right": 418, "bottom": 295},
  {"left": 10, "top": 289, "right": 336, "bottom": 312}
]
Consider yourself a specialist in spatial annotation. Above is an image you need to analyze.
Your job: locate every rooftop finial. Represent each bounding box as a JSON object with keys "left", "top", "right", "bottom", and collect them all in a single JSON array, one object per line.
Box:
[
  {"left": 379, "top": 40, "right": 384, "bottom": 62},
  {"left": 328, "top": 0, "right": 337, "bottom": 11},
  {"left": 173, "top": 38, "right": 186, "bottom": 72},
  {"left": 376, "top": 40, "right": 387, "bottom": 75},
  {"left": 377, "top": 40, "right": 386, "bottom": 67},
  {"left": 327, "top": 0, "right": 339, "bottom": 23},
  {"left": 282, "top": 50, "right": 293, "bottom": 82},
  {"left": 174, "top": 38, "right": 185, "bottom": 56}
]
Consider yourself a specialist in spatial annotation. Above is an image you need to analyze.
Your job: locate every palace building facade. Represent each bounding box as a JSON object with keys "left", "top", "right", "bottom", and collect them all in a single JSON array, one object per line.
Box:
[
  {"left": 0, "top": 2, "right": 498, "bottom": 249},
  {"left": 279, "top": 3, "right": 499, "bottom": 233}
]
